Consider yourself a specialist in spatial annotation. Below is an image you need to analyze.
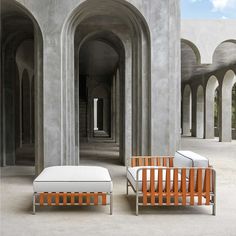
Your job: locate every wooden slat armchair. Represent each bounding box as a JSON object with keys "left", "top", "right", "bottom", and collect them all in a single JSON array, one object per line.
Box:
[{"left": 127, "top": 156, "right": 216, "bottom": 215}]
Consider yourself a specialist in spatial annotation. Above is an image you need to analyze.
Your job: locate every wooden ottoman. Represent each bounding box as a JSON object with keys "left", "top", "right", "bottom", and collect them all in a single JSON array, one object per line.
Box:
[{"left": 33, "top": 166, "right": 113, "bottom": 214}]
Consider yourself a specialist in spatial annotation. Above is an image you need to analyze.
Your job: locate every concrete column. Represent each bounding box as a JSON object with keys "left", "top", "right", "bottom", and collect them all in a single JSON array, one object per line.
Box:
[
  {"left": 93, "top": 98, "right": 98, "bottom": 131},
  {"left": 219, "top": 70, "right": 236, "bottom": 142},
  {"left": 111, "top": 75, "right": 116, "bottom": 141},
  {"left": 182, "top": 85, "right": 192, "bottom": 136},
  {"left": 43, "top": 33, "right": 64, "bottom": 167},
  {"left": 115, "top": 69, "right": 120, "bottom": 144},
  {"left": 196, "top": 85, "right": 204, "bottom": 138},
  {"left": 205, "top": 76, "right": 218, "bottom": 139},
  {"left": 150, "top": 0, "right": 181, "bottom": 155},
  {"left": 191, "top": 87, "right": 197, "bottom": 137}
]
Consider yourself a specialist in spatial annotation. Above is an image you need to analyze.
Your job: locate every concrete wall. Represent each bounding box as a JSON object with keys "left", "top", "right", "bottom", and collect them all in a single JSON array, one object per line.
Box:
[
  {"left": 181, "top": 20, "right": 236, "bottom": 64},
  {"left": 2, "top": 0, "right": 181, "bottom": 171}
]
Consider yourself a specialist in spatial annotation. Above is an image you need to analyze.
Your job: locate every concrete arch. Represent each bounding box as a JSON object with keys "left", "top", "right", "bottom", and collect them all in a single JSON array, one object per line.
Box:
[
  {"left": 196, "top": 85, "right": 204, "bottom": 138},
  {"left": 1, "top": 0, "right": 43, "bottom": 174},
  {"left": 61, "top": 0, "right": 151, "bottom": 165},
  {"left": 182, "top": 84, "right": 192, "bottom": 136},
  {"left": 205, "top": 76, "right": 219, "bottom": 139},
  {"left": 212, "top": 39, "right": 236, "bottom": 65},
  {"left": 181, "top": 39, "right": 201, "bottom": 64},
  {"left": 220, "top": 70, "right": 236, "bottom": 142}
]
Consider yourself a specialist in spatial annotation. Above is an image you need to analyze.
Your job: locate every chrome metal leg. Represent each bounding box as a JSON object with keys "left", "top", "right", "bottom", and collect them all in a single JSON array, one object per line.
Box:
[
  {"left": 110, "top": 193, "right": 113, "bottom": 215},
  {"left": 136, "top": 192, "right": 139, "bottom": 216},
  {"left": 126, "top": 179, "right": 129, "bottom": 195},
  {"left": 32, "top": 193, "right": 36, "bottom": 215},
  {"left": 213, "top": 202, "right": 216, "bottom": 216}
]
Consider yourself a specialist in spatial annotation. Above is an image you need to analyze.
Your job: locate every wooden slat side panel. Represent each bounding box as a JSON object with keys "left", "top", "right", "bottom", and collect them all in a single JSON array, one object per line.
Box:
[
  {"left": 71, "top": 193, "right": 75, "bottom": 205},
  {"left": 181, "top": 169, "right": 187, "bottom": 206},
  {"left": 55, "top": 193, "right": 59, "bottom": 205},
  {"left": 169, "top": 158, "right": 174, "bottom": 167},
  {"left": 144, "top": 158, "right": 149, "bottom": 166},
  {"left": 131, "top": 158, "right": 136, "bottom": 167},
  {"left": 142, "top": 169, "right": 147, "bottom": 205},
  {"left": 151, "top": 158, "right": 154, "bottom": 166},
  {"left": 150, "top": 169, "right": 155, "bottom": 205},
  {"left": 163, "top": 158, "right": 167, "bottom": 167},
  {"left": 39, "top": 193, "right": 44, "bottom": 206},
  {"left": 94, "top": 193, "right": 98, "bottom": 205},
  {"left": 63, "top": 193, "right": 67, "bottom": 205},
  {"left": 138, "top": 158, "right": 142, "bottom": 166},
  {"left": 197, "top": 169, "right": 203, "bottom": 205},
  {"left": 158, "top": 168, "right": 163, "bottom": 205},
  {"left": 166, "top": 168, "right": 171, "bottom": 205},
  {"left": 102, "top": 193, "right": 106, "bottom": 205},
  {"left": 204, "top": 169, "right": 211, "bottom": 205},
  {"left": 47, "top": 193, "right": 52, "bottom": 206},
  {"left": 174, "top": 169, "right": 179, "bottom": 205},
  {"left": 189, "top": 169, "right": 195, "bottom": 205},
  {"left": 78, "top": 193, "right": 83, "bottom": 205},
  {"left": 86, "top": 193, "right": 90, "bottom": 205}
]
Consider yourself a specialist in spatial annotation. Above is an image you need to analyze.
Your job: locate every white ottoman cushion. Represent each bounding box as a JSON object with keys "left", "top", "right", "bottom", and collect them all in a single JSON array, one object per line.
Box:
[
  {"left": 127, "top": 166, "right": 187, "bottom": 191},
  {"left": 174, "top": 151, "right": 209, "bottom": 167},
  {"left": 33, "top": 166, "right": 113, "bottom": 193}
]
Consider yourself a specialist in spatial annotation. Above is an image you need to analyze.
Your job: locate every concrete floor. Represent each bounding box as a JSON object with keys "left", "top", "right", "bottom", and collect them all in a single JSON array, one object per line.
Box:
[{"left": 1, "top": 137, "right": 236, "bottom": 236}]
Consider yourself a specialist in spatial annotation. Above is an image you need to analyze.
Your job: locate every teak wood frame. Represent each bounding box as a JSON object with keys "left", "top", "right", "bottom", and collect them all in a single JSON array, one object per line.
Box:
[
  {"left": 127, "top": 156, "right": 216, "bottom": 216},
  {"left": 32, "top": 192, "right": 113, "bottom": 215}
]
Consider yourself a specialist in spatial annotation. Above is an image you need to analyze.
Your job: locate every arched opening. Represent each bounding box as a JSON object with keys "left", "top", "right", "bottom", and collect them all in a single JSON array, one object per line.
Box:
[
  {"left": 214, "top": 87, "right": 220, "bottom": 137},
  {"left": 1, "top": 0, "right": 43, "bottom": 174},
  {"left": 181, "top": 39, "right": 201, "bottom": 82},
  {"left": 196, "top": 85, "right": 204, "bottom": 138},
  {"left": 232, "top": 83, "right": 236, "bottom": 140},
  {"left": 205, "top": 76, "right": 219, "bottom": 139},
  {"left": 62, "top": 0, "right": 151, "bottom": 165},
  {"left": 220, "top": 70, "right": 236, "bottom": 142},
  {"left": 182, "top": 85, "right": 192, "bottom": 136}
]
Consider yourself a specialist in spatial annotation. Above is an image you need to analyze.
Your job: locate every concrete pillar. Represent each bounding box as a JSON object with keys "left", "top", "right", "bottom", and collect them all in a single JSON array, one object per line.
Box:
[
  {"left": 191, "top": 87, "right": 197, "bottom": 137},
  {"left": 182, "top": 85, "right": 192, "bottom": 136},
  {"left": 205, "top": 76, "right": 219, "bottom": 139},
  {"left": 150, "top": 0, "right": 181, "bottom": 155},
  {"left": 93, "top": 98, "right": 98, "bottom": 131},
  {"left": 196, "top": 85, "right": 204, "bottom": 138},
  {"left": 115, "top": 69, "right": 120, "bottom": 143},
  {"left": 111, "top": 75, "right": 116, "bottom": 141},
  {"left": 219, "top": 70, "right": 236, "bottom": 142}
]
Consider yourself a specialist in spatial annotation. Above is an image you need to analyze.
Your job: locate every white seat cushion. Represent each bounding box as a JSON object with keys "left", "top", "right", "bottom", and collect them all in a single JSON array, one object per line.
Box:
[
  {"left": 174, "top": 151, "right": 209, "bottom": 167},
  {"left": 127, "top": 166, "right": 187, "bottom": 191},
  {"left": 33, "top": 166, "right": 113, "bottom": 193}
]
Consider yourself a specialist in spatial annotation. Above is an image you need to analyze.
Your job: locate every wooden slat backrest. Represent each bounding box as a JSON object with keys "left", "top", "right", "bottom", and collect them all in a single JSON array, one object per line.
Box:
[
  {"left": 189, "top": 169, "right": 195, "bottom": 205},
  {"left": 131, "top": 156, "right": 174, "bottom": 167},
  {"left": 142, "top": 169, "right": 148, "bottom": 205},
  {"left": 174, "top": 169, "right": 179, "bottom": 205},
  {"left": 158, "top": 168, "right": 163, "bottom": 205},
  {"left": 181, "top": 169, "right": 187, "bottom": 205},
  {"left": 165, "top": 168, "right": 171, "bottom": 205},
  {"left": 197, "top": 169, "right": 203, "bottom": 205},
  {"left": 150, "top": 169, "right": 155, "bottom": 205}
]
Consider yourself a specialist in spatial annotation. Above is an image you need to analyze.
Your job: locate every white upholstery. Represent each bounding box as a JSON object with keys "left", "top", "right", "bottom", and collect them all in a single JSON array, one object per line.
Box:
[
  {"left": 33, "top": 166, "right": 113, "bottom": 193},
  {"left": 174, "top": 150, "right": 209, "bottom": 167},
  {"left": 127, "top": 166, "right": 187, "bottom": 191}
]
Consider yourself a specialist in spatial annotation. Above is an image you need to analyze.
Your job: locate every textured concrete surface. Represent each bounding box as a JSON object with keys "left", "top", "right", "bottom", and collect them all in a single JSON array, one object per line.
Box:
[{"left": 1, "top": 137, "right": 236, "bottom": 236}]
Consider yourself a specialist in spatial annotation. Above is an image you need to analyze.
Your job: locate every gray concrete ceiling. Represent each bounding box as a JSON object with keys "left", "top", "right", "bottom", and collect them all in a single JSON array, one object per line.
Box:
[
  {"left": 181, "top": 40, "right": 236, "bottom": 82},
  {"left": 79, "top": 40, "right": 119, "bottom": 78}
]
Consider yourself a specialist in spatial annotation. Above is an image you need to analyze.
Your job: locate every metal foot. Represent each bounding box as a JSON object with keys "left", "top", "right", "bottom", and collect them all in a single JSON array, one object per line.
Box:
[
  {"left": 110, "top": 193, "right": 113, "bottom": 215},
  {"left": 212, "top": 204, "right": 216, "bottom": 216}
]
